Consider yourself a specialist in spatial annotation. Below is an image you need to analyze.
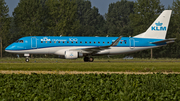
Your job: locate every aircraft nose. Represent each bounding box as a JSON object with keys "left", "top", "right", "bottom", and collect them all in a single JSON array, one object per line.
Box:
[
  {"left": 5, "top": 44, "right": 15, "bottom": 52},
  {"left": 5, "top": 47, "right": 7, "bottom": 52},
  {"left": 5, "top": 46, "right": 11, "bottom": 52}
]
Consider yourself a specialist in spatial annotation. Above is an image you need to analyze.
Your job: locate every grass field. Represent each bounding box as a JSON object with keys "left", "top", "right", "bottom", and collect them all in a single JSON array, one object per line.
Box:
[
  {"left": 1, "top": 58, "right": 180, "bottom": 100},
  {"left": 0, "top": 58, "right": 180, "bottom": 72},
  {"left": 1, "top": 73, "right": 180, "bottom": 100}
]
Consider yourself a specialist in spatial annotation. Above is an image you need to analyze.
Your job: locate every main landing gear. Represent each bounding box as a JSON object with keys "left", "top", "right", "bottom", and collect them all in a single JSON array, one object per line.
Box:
[{"left": 84, "top": 57, "right": 94, "bottom": 62}]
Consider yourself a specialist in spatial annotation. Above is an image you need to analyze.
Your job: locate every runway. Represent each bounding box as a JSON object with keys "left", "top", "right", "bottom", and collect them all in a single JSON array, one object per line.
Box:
[{"left": 0, "top": 70, "right": 179, "bottom": 75}]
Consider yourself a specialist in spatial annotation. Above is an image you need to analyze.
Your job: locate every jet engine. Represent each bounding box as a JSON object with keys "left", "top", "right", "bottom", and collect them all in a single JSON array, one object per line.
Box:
[{"left": 64, "top": 51, "right": 83, "bottom": 59}]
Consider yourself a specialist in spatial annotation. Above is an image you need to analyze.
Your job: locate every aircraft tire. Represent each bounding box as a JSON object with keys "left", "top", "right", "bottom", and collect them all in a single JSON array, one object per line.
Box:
[
  {"left": 25, "top": 58, "right": 29, "bottom": 62},
  {"left": 89, "top": 57, "right": 94, "bottom": 62},
  {"left": 84, "top": 57, "right": 89, "bottom": 62}
]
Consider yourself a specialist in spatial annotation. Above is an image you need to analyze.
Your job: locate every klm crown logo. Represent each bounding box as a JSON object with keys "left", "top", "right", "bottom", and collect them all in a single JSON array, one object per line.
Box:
[
  {"left": 151, "top": 21, "right": 166, "bottom": 31},
  {"left": 70, "top": 53, "right": 73, "bottom": 57},
  {"left": 41, "top": 37, "right": 51, "bottom": 41},
  {"left": 155, "top": 22, "right": 163, "bottom": 26}
]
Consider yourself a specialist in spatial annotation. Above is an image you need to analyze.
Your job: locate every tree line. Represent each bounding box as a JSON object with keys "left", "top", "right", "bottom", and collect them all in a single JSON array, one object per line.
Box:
[{"left": 0, "top": 0, "right": 180, "bottom": 58}]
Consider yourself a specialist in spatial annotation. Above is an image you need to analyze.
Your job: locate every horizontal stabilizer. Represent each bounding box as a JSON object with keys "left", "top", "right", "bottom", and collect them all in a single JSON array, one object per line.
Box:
[{"left": 151, "top": 38, "right": 176, "bottom": 44}]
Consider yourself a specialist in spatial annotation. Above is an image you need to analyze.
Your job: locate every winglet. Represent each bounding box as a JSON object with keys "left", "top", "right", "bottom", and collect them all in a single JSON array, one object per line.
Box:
[{"left": 110, "top": 36, "right": 122, "bottom": 46}]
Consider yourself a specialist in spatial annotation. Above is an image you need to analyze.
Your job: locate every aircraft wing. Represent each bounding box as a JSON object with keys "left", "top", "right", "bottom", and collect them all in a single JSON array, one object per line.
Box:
[
  {"left": 151, "top": 38, "right": 176, "bottom": 44},
  {"left": 70, "top": 36, "right": 122, "bottom": 54}
]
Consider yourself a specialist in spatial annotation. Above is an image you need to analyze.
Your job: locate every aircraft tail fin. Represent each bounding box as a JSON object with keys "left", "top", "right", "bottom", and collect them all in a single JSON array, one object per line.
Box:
[{"left": 134, "top": 10, "right": 172, "bottom": 39}]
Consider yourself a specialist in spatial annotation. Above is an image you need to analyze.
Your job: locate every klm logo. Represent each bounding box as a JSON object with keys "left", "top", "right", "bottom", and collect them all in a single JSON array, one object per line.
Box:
[
  {"left": 70, "top": 53, "right": 73, "bottom": 57},
  {"left": 151, "top": 22, "right": 166, "bottom": 31},
  {"left": 41, "top": 37, "right": 51, "bottom": 41}
]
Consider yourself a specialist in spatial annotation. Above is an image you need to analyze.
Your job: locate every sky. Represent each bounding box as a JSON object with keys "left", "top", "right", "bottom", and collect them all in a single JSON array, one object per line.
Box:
[{"left": 5, "top": 0, "right": 173, "bottom": 16}]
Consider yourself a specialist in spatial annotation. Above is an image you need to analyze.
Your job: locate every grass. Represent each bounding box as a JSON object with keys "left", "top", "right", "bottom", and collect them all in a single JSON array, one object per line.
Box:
[
  {"left": 0, "top": 58, "right": 180, "bottom": 72},
  {"left": 1, "top": 57, "right": 180, "bottom": 63},
  {"left": 0, "top": 60, "right": 180, "bottom": 72}
]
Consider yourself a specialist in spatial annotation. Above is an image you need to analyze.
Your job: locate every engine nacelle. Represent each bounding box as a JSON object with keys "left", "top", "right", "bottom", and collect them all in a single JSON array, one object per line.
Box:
[{"left": 65, "top": 51, "right": 83, "bottom": 59}]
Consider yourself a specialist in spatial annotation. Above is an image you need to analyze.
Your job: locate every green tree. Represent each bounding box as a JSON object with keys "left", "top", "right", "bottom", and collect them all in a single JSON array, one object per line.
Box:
[
  {"left": 45, "top": 0, "right": 79, "bottom": 36},
  {"left": 129, "top": 0, "right": 164, "bottom": 58},
  {"left": 75, "top": 0, "right": 105, "bottom": 36},
  {"left": 0, "top": 0, "right": 10, "bottom": 57},
  {"left": 161, "top": 0, "right": 180, "bottom": 58},
  {"left": 130, "top": 0, "right": 164, "bottom": 36},
  {"left": 13, "top": 0, "right": 47, "bottom": 37},
  {"left": 105, "top": 0, "right": 134, "bottom": 37}
]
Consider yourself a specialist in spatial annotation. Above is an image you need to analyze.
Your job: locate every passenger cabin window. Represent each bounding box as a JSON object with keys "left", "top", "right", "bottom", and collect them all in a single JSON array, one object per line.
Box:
[
  {"left": 50, "top": 41, "right": 52, "bottom": 43},
  {"left": 41, "top": 41, "right": 43, "bottom": 43},
  {"left": 124, "top": 40, "right": 127, "bottom": 44},
  {"left": 80, "top": 41, "right": 82, "bottom": 43},
  {"left": 76, "top": 42, "right": 78, "bottom": 43},
  {"left": 94, "top": 42, "right": 96, "bottom": 43},
  {"left": 98, "top": 42, "right": 100, "bottom": 44},
  {"left": 54, "top": 41, "right": 56, "bottom": 43},
  {"left": 58, "top": 41, "right": 60, "bottom": 43}
]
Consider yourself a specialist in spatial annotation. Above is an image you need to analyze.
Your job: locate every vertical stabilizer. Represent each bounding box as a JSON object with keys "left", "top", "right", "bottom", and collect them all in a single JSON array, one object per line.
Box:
[{"left": 134, "top": 10, "right": 172, "bottom": 39}]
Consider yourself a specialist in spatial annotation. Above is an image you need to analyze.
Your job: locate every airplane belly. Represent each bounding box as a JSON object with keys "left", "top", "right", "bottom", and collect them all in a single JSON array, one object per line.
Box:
[
  {"left": 109, "top": 47, "right": 130, "bottom": 54},
  {"left": 96, "top": 50, "right": 110, "bottom": 55},
  {"left": 109, "top": 47, "right": 159, "bottom": 55},
  {"left": 49, "top": 47, "right": 65, "bottom": 54},
  {"left": 27, "top": 48, "right": 49, "bottom": 54}
]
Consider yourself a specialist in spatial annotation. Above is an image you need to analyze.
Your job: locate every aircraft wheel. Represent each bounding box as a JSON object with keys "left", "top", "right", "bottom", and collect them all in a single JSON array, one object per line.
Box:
[
  {"left": 84, "top": 57, "right": 89, "bottom": 62},
  {"left": 89, "top": 57, "right": 94, "bottom": 62},
  {"left": 25, "top": 58, "right": 29, "bottom": 62}
]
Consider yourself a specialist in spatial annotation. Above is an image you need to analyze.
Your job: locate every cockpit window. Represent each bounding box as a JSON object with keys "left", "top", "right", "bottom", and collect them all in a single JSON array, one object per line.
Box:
[
  {"left": 19, "top": 40, "right": 24, "bottom": 43},
  {"left": 15, "top": 40, "right": 23, "bottom": 43},
  {"left": 15, "top": 40, "right": 19, "bottom": 43}
]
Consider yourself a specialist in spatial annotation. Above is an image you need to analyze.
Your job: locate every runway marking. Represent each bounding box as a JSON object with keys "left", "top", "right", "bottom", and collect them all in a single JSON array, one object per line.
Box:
[{"left": 0, "top": 71, "right": 179, "bottom": 75}]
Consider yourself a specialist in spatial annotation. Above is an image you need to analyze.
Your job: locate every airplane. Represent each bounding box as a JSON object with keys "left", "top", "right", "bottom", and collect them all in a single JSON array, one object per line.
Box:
[{"left": 5, "top": 10, "right": 175, "bottom": 62}]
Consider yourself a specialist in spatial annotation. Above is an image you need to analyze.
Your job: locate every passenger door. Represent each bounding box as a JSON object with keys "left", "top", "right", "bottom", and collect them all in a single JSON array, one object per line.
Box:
[
  {"left": 31, "top": 37, "right": 37, "bottom": 48},
  {"left": 129, "top": 38, "right": 135, "bottom": 49}
]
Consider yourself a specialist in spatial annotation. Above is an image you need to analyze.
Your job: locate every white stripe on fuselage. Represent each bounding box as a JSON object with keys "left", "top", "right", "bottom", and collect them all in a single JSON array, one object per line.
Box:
[{"left": 6, "top": 46, "right": 159, "bottom": 55}]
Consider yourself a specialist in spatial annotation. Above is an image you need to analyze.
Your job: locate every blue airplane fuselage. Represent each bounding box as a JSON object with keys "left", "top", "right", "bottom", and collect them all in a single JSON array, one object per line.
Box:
[{"left": 5, "top": 36, "right": 165, "bottom": 55}]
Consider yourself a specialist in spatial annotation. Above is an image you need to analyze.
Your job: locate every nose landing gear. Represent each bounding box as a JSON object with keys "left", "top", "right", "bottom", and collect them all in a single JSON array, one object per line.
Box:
[
  {"left": 84, "top": 57, "right": 94, "bottom": 62},
  {"left": 24, "top": 54, "right": 30, "bottom": 62},
  {"left": 25, "top": 57, "right": 29, "bottom": 62}
]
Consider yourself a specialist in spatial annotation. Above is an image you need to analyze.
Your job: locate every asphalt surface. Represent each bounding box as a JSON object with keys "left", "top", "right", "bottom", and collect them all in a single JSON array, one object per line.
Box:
[
  {"left": 1, "top": 60, "right": 180, "bottom": 63},
  {"left": 0, "top": 70, "right": 179, "bottom": 74}
]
